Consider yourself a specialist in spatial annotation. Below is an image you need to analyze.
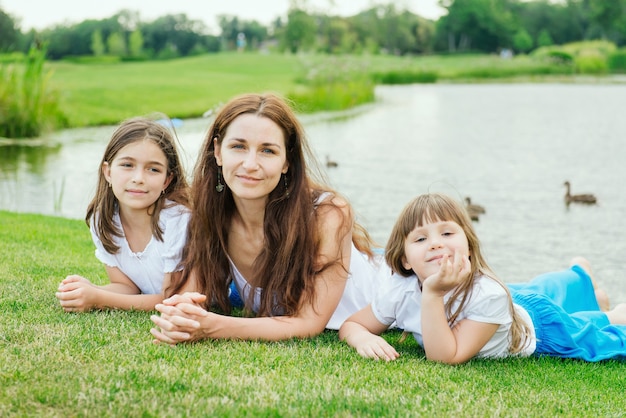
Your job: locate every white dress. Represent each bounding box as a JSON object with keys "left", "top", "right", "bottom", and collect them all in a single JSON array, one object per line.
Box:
[
  {"left": 371, "top": 272, "right": 536, "bottom": 358},
  {"left": 90, "top": 202, "right": 190, "bottom": 295}
]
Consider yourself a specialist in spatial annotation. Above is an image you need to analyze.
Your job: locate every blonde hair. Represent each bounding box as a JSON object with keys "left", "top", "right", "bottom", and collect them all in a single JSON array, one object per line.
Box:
[{"left": 385, "top": 193, "right": 531, "bottom": 354}]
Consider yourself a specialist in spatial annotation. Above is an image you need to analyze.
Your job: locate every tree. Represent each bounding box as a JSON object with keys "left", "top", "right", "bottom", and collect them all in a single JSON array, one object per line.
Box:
[
  {"left": 107, "top": 32, "right": 127, "bottom": 56},
  {"left": 142, "top": 14, "right": 208, "bottom": 57},
  {"left": 0, "top": 8, "right": 19, "bottom": 52},
  {"left": 218, "top": 15, "right": 268, "bottom": 51},
  {"left": 91, "top": 30, "right": 105, "bottom": 56},
  {"left": 281, "top": 9, "right": 316, "bottom": 53},
  {"left": 317, "top": 16, "right": 351, "bottom": 53},
  {"left": 588, "top": 0, "right": 626, "bottom": 42},
  {"left": 512, "top": 0, "right": 579, "bottom": 46},
  {"left": 349, "top": 9, "right": 382, "bottom": 54},
  {"left": 128, "top": 29, "right": 144, "bottom": 57},
  {"left": 436, "top": 0, "right": 517, "bottom": 53},
  {"left": 537, "top": 29, "right": 554, "bottom": 47},
  {"left": 513, "top": 28, "right": 533, "bottom": 53}
]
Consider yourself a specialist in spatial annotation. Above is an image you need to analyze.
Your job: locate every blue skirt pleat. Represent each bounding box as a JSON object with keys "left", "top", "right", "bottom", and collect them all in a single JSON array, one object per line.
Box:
[{"left": 509, "top": 265, "right": 626, "bottom": 362}]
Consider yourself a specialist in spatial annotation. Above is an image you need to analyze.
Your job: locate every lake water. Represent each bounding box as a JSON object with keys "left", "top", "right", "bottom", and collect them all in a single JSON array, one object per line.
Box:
[{"left": 2, "top": 83, "right": 625, "bottom": 303}]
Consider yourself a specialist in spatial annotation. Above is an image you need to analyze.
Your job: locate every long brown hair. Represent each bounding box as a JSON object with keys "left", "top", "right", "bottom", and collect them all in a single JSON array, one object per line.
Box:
[
  {"left": 385, "top": 193, "right": 531, "bottom": 354},
  {"left": 167, "top": 93, "right": 374, "bottom": 316},
  {"left": 86, "top": 116, "right": 190, "bottom": 254}
]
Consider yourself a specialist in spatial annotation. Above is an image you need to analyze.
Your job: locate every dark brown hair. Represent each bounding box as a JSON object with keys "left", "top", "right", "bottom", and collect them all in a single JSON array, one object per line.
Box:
[{"left": 167, "top": 93, "right": 374, "bottom": 316}]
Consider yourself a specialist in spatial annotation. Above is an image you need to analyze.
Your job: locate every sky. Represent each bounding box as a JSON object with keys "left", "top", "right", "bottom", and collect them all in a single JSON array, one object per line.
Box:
[{"left": 2, "top": 0, "right": 445, "bottom": 33}]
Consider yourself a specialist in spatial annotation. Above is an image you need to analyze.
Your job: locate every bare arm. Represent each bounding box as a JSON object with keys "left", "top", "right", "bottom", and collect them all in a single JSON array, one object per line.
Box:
[
  {"left": 339, "top": 304, "right": 399, "bottom": 361},
  {"left": 420, "top": 252, "right": 498, "bottom": 364},
  {"left": 150, "top": 198, "right": 354, "bottom": 343},
  {"left": 56, "top": 267, "right": 169, "bottom": 312}
]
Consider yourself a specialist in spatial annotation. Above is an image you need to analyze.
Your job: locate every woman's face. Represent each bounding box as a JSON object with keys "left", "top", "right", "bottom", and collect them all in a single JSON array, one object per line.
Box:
[{"left": 214, "top": 114, "right": 289, "bottom": 203}]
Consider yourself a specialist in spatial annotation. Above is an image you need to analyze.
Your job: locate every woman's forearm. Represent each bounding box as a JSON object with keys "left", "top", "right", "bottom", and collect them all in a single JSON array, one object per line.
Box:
[{"left": 199, "top": 312, "right": 327, "bottom": 341}]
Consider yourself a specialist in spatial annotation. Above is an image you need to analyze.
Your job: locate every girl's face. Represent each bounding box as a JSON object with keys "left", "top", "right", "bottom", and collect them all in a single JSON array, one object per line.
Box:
[
  {"left": 103, "top": 139, "right": 171, "bottom": 214},
  {"left": 402, "top": 219, "right": 470, "bottom": 282},
  {"left": 214, "top": 114, "right": 289, "bottom": 203}
]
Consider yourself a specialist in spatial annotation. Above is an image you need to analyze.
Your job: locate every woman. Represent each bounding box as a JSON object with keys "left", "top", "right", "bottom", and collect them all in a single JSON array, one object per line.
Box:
[{"left": 150, "top": 93, "right": 388, "bottom": 343}]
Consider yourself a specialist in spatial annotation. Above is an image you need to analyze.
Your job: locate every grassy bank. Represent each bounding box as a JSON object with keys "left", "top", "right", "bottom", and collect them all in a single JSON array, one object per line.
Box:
[
  {"left": 1, "top": 210, "right": 624, "bottom": 417},
  {"left": 46, "top": 51, "right": 588, "bottom": 128}
]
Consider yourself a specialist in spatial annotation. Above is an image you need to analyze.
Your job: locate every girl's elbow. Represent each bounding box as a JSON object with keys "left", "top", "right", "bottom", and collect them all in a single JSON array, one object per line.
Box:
[{"left": 425, "top": 352, "right": 470, "bottom": 365}]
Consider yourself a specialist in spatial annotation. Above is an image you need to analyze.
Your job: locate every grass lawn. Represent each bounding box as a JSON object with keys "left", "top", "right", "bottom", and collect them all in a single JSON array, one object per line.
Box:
[
  {"left": 1, "top": 210, "right": 624, "bottom": 417},
  {"left": 48, "top": 53, "right": 306, "bottom": 127},
  {"left": 46, "top": 51, "right": 577, "bottom": 129}
]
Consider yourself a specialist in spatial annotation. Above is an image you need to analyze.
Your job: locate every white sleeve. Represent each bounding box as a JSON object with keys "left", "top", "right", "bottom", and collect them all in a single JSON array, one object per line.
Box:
[
  {"left": 90, "top": 217, "right": 119, "bottom": 268},
  {"left": 161, "top": 207, "right": 190, "bottom": 273},
  {"left": 371, "top": 274, "right": 415, "bottom": 326},
  {"left": 463, "top": 279, "right": 511, "bottom": 325}
]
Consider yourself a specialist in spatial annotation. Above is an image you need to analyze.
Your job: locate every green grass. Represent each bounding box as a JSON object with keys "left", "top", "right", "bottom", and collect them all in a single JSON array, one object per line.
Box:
[
  {"left": 1, "top": 210, "right": 625, "bottom": 417},
  {"left": 48, "top": 52, "right": 305, "bottom": 127},
  {"left": 42, "top": 51, "right": 599, "bottom": 129}
]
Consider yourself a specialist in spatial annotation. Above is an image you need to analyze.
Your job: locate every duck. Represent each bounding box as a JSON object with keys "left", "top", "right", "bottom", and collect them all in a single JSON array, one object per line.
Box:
[
  {"left": 563, "top": 181, "right": 597, "bottom": 205},
  {"left": 325, "top": 155, "right": 338, "bottom": 168},
  {"left": 464, "top": 197, "right": 485, "bottom": 221}
]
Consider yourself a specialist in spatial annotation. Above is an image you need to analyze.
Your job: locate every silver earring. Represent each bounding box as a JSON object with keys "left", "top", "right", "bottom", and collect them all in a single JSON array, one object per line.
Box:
[{"left": 216, "top": 167, "right": 224, "bottom": 193}]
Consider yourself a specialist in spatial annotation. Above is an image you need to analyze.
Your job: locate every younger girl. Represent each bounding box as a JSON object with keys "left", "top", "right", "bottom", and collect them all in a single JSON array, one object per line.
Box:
[
  {"left": 56, "top": 117, "right": 191, "bottom": 312},
  {"left": 339, "top": 193, "right": 626, "bottom": 364}
]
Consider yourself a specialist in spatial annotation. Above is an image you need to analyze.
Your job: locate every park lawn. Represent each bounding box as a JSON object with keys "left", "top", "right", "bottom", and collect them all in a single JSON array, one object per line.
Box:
[
  {"left": 1, "top": 210, "right": 625, "bottom": 417},
  {"left": 48, "top": 52, "right": 305, "bottom": 127},
  {"left": 46, "top": 52, "right": 572, "bottom": 129}
]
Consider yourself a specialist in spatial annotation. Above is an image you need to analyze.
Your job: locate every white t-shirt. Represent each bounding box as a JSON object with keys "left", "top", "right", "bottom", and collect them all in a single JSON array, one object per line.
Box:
[
  {"left": 371, "top": 272, "right": 536, "bottom": 358},
  {"left": 90, "top": 202, "right": 190, "bottom": 295},
  {"left": 231, "top": 244, "right": 392, "bottom": 330}
]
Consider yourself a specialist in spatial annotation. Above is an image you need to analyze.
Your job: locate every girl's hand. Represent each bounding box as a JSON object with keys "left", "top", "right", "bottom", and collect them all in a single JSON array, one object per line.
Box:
[
  {"left": 55, "top": 275, "right": 98, "bottom": 312},
  {"left": 352, "top": 333, "right": 400, "bottom": 361},
  {"left": 422, "top": 251, "right": 471, "bottom": 296},
  {"left": 150, "top": 294, "right": 210, "bottom": 345}
]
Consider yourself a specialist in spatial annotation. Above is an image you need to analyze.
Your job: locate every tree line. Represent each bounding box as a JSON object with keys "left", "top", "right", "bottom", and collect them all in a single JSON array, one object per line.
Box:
[{"left": 1, "top": 0, "right": 625, "bottom": 60}]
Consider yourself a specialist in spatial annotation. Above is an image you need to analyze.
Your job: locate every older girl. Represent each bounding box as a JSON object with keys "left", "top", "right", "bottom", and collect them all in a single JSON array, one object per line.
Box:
[{"left": 56, "top": 117, "right": 191, "bottom": 312}]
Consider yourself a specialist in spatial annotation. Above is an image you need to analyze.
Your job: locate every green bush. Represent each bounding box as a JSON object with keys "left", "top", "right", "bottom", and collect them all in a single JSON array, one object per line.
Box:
[
  {"left": 574, "top": 51, "right": 608, "bottom": 74},
  {"left": 546, "top": 50, "right": 574, "bottom": 65},
  {"left": 608, "top": 49, "right": 626, "bottom": 73},
  {"left": 372, "top": 70, "right": 438, "bottom": 84},
  {"left": 288, "top": 77, "right": 375, "bottom": 113}
]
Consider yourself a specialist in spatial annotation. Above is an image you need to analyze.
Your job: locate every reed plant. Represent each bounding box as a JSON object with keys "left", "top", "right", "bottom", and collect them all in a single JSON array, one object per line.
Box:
[
  {"left": 1, "top": 210, "right": 625, "bottom": 417},
  {"left": 0, "top": 44, "right": 67, "bottom": 139}
]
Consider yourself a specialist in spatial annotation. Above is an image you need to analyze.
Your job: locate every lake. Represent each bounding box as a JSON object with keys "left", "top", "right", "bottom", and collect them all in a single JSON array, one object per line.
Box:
[{"left": 2, "top": 83, "right": 625, "bottom": 303}]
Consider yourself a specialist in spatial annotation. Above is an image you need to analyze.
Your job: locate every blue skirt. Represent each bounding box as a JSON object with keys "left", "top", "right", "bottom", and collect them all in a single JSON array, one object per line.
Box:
[{"left": 509, "top": 265, "right": 626, "bottom": 362}]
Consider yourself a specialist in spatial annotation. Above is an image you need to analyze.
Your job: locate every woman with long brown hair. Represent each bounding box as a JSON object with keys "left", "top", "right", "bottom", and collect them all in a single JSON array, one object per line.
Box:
[{"left": 150, "top": 93, "right": 388, "bottom": 343}]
